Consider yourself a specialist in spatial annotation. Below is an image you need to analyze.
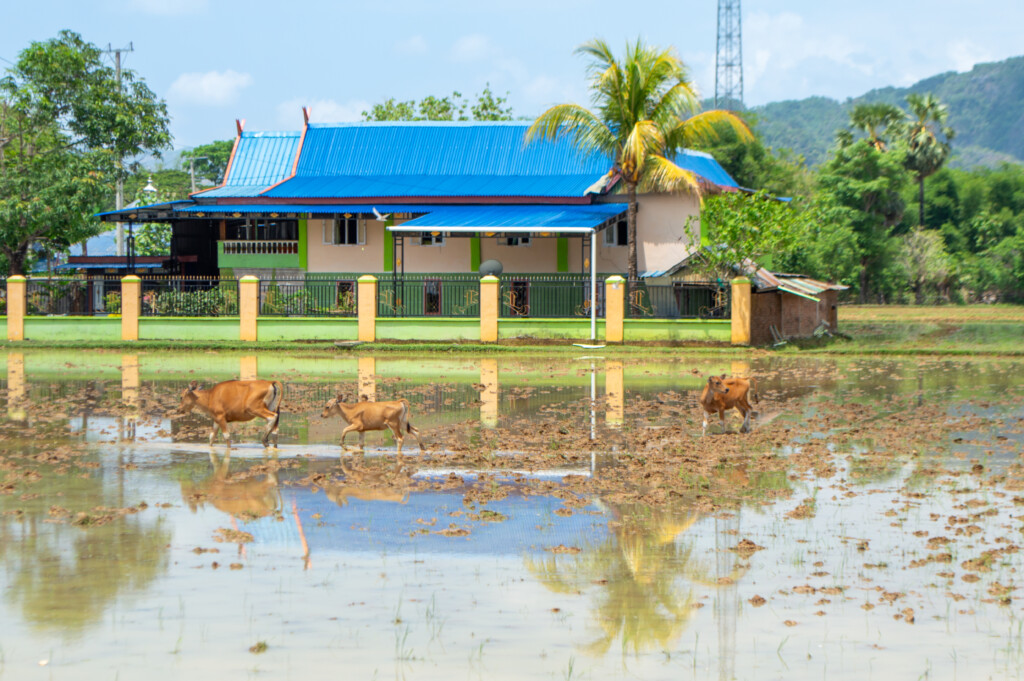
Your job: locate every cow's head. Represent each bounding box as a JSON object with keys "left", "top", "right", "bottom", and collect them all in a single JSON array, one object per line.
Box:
[
  {"left": 707, "top": 374, "right": 729, "bottom": 394},
  {"left": 321, "top": 393, "right": 348, "bottom": 418},
  {"left": 172, "top": 380, "right": 201, "bottom": 417}
]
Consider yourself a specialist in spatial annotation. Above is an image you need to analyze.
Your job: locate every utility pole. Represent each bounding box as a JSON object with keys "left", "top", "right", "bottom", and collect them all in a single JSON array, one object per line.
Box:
[
  {"left": 103, "top": 42, "right": 134, "bottom": 256},
  {"left": 714, "top": 0, "right": 743, "bottom": 109},
  {"left": 188, "top": 156, "right": 209, "bottom": 193}
]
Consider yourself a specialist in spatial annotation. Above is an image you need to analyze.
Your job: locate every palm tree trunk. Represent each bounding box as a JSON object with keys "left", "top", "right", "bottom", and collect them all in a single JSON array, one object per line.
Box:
[
  {"left": 918, "top": 176, "right": 925, "bottom": 227},
  {"left": 627, "top": 182, "right": 638, "bottom": 282}
]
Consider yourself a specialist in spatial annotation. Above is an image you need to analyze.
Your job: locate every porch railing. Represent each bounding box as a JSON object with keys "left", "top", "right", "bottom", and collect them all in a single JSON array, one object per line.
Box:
[
  {"left": 627, "top": 280, "right": 730, "bottom": 319},
  {"left": 221, "top": 240, "right": 299, "bottom": 255}
]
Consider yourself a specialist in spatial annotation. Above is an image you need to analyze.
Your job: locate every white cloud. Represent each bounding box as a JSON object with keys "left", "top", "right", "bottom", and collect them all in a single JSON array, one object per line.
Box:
[
  {"left": 948, "top": 40, "right": 992, "bottom": 73},
  {"left": 127, "top": 0, "right": 207, "bottom": 15},
  {"left": 450, "top": 34, "right": 493, "bottom": 63},
  {"left": 169, "top": 70, "right": 253, "bottom": 106},
  {"left": 276, "top": 98, "right": 370, "bottom": 126},
  {"left": 396, "top": 35, "right": 428, "bottom": 56}
]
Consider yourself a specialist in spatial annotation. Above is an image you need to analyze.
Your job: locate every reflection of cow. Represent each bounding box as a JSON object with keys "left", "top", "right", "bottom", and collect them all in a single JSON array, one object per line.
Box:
[
  {"left": 180, "top": 452, "right": 281, "bottom": 520},
  {"left": 173, "top": 379, "right": 284, "bottom": 447},
  {"left": 324, "top": 460, "right": 412, "bottom": 506},
  {"left": 699, "top": 375, "right": 759, "bottom": 435}
]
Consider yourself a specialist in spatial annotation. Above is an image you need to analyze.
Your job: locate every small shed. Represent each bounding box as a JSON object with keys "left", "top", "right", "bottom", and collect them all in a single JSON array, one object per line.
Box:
[{"left": 748, "top": 268, "right": 847, "bottom": 345}]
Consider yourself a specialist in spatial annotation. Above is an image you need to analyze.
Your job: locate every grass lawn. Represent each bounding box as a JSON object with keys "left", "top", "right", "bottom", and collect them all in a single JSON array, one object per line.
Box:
[{"left": 822, "top": 304, "right": 1024, "bottom": 355}]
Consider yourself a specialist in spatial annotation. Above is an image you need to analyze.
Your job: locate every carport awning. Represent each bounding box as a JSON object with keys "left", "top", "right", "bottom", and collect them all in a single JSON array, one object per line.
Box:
[{"left": 386, "top": 204, "right": 626, "bottom": 235}]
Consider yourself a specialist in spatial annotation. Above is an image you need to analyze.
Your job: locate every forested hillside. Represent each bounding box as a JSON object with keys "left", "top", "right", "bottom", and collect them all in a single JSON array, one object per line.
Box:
[{"left": 750, "top": 56, "right": 1024, "bottom": 167}]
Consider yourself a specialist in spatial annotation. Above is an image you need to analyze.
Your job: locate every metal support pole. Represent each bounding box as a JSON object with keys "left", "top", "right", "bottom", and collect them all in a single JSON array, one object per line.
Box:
[{"left": 590, "top": 231, "right": 597, "bottom": 341}]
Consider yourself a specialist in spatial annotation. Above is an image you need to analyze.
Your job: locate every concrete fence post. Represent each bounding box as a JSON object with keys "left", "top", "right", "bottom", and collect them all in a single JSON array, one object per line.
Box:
[
  {"left": 239, "top": 275, "right": 259, "bottom": 342},
  {"left": 731, "top": 276, "right": 752, "bottom": 346},
  {"left": 605, "top": 275, "right": 626, "bottom": 343},
  {"left": 357, "top": 275, "right": 378, "bottom": 342},
  {"left": 479, "top": 275, "right": 499, "bottom": 343},
  {"left": 6, "top": 276, "right": 26, "bottom": 341},
  {"left": 121, "top": 275, "right": 141, "bottom": 341}
]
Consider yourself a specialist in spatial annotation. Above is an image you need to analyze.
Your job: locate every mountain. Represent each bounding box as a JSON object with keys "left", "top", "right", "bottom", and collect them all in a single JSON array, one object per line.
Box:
[{"left": 748, "top": 55, "right": 1024, "bottom": 168}]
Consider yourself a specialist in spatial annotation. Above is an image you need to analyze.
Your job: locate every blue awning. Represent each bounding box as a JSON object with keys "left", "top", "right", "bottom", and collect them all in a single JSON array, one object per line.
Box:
[
  {"left": 55, "top": 262, "right": 164, "bottom": 270},
  {"left": 387, "top": 204, "right": 626, "bottom": 234},
  {"left": 172, "top": 203, "right": 436, "bottom": 216}
]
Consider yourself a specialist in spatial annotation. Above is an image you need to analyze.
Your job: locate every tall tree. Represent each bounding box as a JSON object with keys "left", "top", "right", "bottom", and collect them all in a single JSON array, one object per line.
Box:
[
  {"left": 0, "top": 31, "right": 170, "bottom": 274},
  {"left": 903, "top": 93, "right": 955, "bottom": 227},
  {"left": 848, "top": 102, "right": 904, "bottom": 151},
  {"left": 526, "top": 39, "right": 750, "bottom": 280},
  {"left": 180, "top": 140, "right": 234, "bottom": 186},
  {"left": 362, "top": 84, "right": 514, "bottom": 122}
]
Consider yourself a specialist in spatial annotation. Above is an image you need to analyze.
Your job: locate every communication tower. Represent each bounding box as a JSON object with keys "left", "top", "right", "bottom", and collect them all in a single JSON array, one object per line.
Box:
[{"left": 715, "top": 0, "right": 743, "bottom": 108}]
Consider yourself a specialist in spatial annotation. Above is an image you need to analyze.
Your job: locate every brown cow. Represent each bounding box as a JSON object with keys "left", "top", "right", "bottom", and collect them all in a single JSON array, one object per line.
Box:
[
  {"left": 174, "top": 379, "right": 284, "bottom": 447},
  {"left": 699, "top": 374, "right": 759, "bottom": 435},
  {"left": 320, "top": 394, "right": 424, "bottom": 453}
]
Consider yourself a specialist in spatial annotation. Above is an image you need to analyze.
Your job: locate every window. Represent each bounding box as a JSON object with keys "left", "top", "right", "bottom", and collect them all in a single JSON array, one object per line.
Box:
[
  {"left": 499, "top": 236, "right": 531, "bottom": 246},
  {"left": 603, "top": 220, "right": 628, "bottom": 247},
  {"left": 228, "top": 219, "right": 297, "bottom": 241},
  {"left": 420, "top": 232, "right": 445, "bottom": 246},
  {"left": 325, "top": 217, "right": 365, "bottom": 245}
]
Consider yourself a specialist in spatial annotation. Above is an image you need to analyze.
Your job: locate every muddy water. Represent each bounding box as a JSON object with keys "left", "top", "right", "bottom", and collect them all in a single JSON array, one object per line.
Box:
[{"left": 1, "top": 350, "right": 1023, "bottom": 680}]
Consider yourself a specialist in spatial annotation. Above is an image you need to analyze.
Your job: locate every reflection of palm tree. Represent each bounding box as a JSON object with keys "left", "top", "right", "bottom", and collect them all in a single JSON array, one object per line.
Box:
[
  {"left": 5, "top": 517, "right": 170, "bottom": 633},
  {"left": 525, "top": 503, "right": 700, "bottom": 658}
]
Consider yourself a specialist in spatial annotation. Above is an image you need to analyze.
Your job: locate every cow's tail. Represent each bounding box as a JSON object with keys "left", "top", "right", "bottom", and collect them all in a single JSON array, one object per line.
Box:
[
  {"left": 750, "top": 377, "right": 760, "bottom": 404},
  {"left": 265, "top": 381, "right": 285, "bottom": 432},
  {"left": 400, "top": 398, "right": 416, "bottom": 433}
]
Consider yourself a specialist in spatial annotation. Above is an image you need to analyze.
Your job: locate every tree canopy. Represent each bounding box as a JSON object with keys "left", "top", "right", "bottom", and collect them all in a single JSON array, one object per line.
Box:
[
  {"left": 362, "top": 84, "right": 514, "bottom": 122},
  {"left": 0, "top": 31, "right": 170, "bottom": 274}
]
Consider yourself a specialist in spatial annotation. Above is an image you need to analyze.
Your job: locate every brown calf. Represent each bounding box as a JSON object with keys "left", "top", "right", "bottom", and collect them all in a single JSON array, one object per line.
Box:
[
  {"left": 699, "top": 374, "right": 759, "bottom": 435},
  {"left": 320, "top": 395, "right": 424, "bottom": 453},
  {"left": 174, "top": 379, "right": 284, "bottom": 447}
]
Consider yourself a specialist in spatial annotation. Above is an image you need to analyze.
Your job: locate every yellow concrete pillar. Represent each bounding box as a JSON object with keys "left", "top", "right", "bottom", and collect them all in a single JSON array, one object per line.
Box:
[
  {"left": 7, "top": 352, "right": 26, "bottom": 421},
  {"left": 605, "top": 360, "right": 624, "bottom": 428},
  {"left": 730, "top": 277, "right": 752, "bottom": 346},
  {"left": 239, "top": 275, "right": 259, "bottom": 342},
  {"left": 240, "top": 355, "right": 258, "bottom": 380},
  {"left": 357, "top": 275, "right": 377, "bottom": 342},
  {"left": 121, "top": 275, "right": 141, "bottom": 341},
  {"left": 121, "top": 354, "right": 139, "bottom": 440},
  {"left": 480, "top": 358, "right": 498, "bottom": 428},
  {"left": 358, "top": 356, "right": 376, "bottom": 401},
  {"left": 605, "top": 275, "right": 626, "bottom": 343},
  {"left": 480, "top": 275, "right": 499, "bottom": 343},
  {"left": 6, "top": 276, "right": 26, "bottom": 341}
]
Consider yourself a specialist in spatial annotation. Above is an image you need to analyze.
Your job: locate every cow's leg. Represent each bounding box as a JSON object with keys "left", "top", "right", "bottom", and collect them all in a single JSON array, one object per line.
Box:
[
  {"left": 339, "top": 424, "right": 360, "bottom": 450},
  {"left": 718, "top": 410, "right": 727, "bottom": 433},
  {"left": 701, "top": 410, "right": 709, "bottom": 437},
  {"left": 408, "top": 424, "right": 425, "bottom": 452},
  {"left": 739, "top": 406, "right": 751, "bottom": 433},
  {"left": 358, "top": 431, "right": 366, "bottom": 451},
  {"left": 388, "top": 424, "right": 404, "bottom": 453}
]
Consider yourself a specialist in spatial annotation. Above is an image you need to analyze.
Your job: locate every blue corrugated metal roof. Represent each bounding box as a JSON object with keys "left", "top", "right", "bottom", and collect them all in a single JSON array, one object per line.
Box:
[
  {"left": 195, "top": 131, "right": 301, "bottom": 198},
  {"left": 263, "top": 123, "right": 738, "bottom": 198},
  {"left": 172, "top": 203, "right": 436, "bottom": 215},
  {"left": 392, "top": 204, "right": 626, "bottom": 231}
]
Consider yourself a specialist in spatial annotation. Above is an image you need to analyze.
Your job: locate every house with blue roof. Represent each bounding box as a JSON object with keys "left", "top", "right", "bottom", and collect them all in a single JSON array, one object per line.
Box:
[{"left": 98, "top": 116, "right": 742, "bottom": 316}]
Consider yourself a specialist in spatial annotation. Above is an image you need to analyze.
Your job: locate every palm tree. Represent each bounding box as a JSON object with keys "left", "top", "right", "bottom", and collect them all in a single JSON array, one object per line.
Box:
[
  {"left": 848, "top": 102, "right": 904, "bottom": 151},
  {"left": 526, "top": 39, "right": 751, "bottom": 281},
  {"left": 904, "top": 93, "right": 955, "bottom": 227}
]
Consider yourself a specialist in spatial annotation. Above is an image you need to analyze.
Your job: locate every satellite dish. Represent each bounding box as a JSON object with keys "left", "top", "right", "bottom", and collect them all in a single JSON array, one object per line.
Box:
[{"left": 479, "top": 259, "right": 503, "bottom": 276}]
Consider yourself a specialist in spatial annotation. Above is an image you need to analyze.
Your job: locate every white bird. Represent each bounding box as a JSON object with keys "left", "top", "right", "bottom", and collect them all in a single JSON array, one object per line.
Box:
[{"left": 372, "top": 206, "right": 391, "bottom": 222}]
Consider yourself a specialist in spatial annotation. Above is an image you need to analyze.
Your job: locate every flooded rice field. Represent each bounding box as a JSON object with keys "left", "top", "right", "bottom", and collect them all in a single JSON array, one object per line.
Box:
[{"left": 1, "top": 349, "right": 1023, "bottom": 680}]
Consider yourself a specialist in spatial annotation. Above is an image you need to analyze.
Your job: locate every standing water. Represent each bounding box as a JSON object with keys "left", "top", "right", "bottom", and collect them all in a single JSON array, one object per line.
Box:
[{"left": 1, "top": 350, "right": 1022, "bottom": 680}]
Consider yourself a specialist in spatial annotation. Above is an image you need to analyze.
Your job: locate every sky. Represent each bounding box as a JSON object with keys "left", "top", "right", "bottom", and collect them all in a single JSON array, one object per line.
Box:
[{"left": 3, "top": 0, "right": 1022, "bottom": 150}]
